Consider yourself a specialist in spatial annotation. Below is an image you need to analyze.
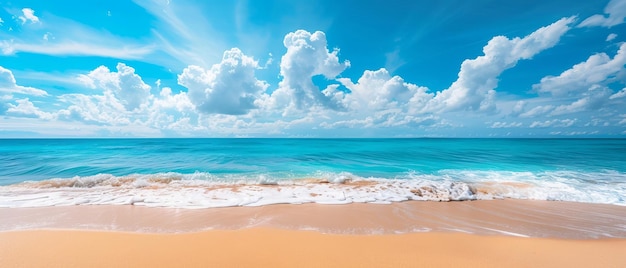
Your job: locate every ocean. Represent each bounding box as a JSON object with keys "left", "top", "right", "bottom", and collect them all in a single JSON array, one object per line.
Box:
[{"left": 1, "top": 138, "right": 625, "bottom": 208}]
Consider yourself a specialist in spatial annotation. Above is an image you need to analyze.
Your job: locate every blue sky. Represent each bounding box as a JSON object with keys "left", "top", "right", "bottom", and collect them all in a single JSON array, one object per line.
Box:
[{"left": 0, "top": 0, "right": 625, "bottom": 137}]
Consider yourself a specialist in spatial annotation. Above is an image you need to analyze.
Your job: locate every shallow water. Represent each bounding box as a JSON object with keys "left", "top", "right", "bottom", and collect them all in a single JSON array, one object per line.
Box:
[{"left": 1, "top": 138, "right": 625, "bottom": 207}]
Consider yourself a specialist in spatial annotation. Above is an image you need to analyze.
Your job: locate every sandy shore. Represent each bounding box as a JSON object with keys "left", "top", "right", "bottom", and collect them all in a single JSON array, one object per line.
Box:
[
  {"left": 2, "top": 199, "right": 625, "bottom": 237},
  {"left": 1, "top": 200, "right": 626, "bottom": 267},
  {"left": 1, "top": 229, "right": 626, "bottom": 267}
]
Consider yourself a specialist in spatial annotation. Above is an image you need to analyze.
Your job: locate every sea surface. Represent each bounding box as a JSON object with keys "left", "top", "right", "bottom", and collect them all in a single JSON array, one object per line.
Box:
[{"left": 1, "top": 138, "right": 625, "bottom": 208}]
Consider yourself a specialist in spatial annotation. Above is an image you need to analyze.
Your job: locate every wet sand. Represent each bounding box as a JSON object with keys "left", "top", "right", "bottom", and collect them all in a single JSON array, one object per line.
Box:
[
  {"left": 1, "top": 200, "right": 626, "bottom": 267},
  {"left": 2, "top": 199, "right": 625, "bottom": 237}
]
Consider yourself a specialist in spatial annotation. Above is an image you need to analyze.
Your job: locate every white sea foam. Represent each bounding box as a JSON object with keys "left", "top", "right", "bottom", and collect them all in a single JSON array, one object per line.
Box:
[{"left": 0, "top": 170, "right": 625, "bottom": 208}]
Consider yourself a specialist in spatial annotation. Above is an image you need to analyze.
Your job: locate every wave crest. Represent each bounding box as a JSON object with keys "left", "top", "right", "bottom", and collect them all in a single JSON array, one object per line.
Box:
[{"left": 1, "top": 170, "right": 625, "bottom": 208}]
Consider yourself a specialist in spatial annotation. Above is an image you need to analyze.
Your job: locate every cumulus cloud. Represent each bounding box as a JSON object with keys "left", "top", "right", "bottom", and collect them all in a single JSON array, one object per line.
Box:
[
  {"left": 57, "top": 92, "right": 130, "bottom": 125},
  {"left": 0, "top": 66, "right": 48, "bottom": 96},
  {"left": 534, "top": 43, "right": 626, "bottom": 96},
  {"left": 178, "top": 48, "right": 268, "bottom": 115},
  {"left": 19, "top": 8, "right": 39, "bottom": 24},
  {"left": 268, "top": 30, "right": 350, "bottom": 112},
  {"left": 578, "top": 0, "right": 626, "bottom": 28},
  {"left": 425, "top": 17, "right": 576, "bottom": 112},
  {"left": 607, "top": 33, "right": 618, "bottom": 41},
  {"left": 338, "top": 68, "right": 431, "bottom": 113},
  {"left": 7, "top": 98, "right": 54, "bottom": 120},
  {"left": 78, "top": 63, "right": 151, "bottom": 111},
  {"left": 145, "top": 87, "right": 195, "bottom": 130}
]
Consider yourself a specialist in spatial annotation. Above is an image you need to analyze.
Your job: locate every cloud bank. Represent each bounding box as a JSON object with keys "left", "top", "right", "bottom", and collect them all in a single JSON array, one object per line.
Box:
[{"left": 1, "top": 2, "right": 625, "bottom": 137}]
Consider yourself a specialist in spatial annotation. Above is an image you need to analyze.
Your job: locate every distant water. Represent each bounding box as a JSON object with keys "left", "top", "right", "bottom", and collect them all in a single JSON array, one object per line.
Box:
[{"left": 1, "top": 138, "right": 625, "bottom": 208}]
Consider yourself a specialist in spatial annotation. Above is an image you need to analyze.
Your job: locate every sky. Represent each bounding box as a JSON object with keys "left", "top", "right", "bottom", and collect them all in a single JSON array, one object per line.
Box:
[{"left": 0, "top": 0, "right": 625, "bottom": 138}]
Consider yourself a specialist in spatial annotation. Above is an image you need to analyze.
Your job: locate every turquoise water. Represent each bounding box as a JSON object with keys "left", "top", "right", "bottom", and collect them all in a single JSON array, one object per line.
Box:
[{"left": 1, "top": 138, "right": 625, "bottom": 207}]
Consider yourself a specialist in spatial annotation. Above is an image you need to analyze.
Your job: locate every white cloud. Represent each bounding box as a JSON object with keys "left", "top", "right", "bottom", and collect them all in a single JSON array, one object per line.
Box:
[
  {"left": 384, "top": 49, "right": 406, "bottom": 73},
  {"left": 611, "top": 88, "right": 626, "bottom": 99},
  {"left": 57, "top": 92, "right": 131, "bottom": 125},
  {"left": 19, "top": 8, "right": 39, "bottom": 24},
  {"left": 578, "top": 0, "right": 626, "bottom": 28},
  {"left": 154, "top": 87, "right": 193, "bottom": 112},
  {"left": 0, "top": 17, "right": 4, "bottom": 25},
  {"left": 42, "top": 32, "right": 53, "bottom": 41},
  {"left": 0, "top": 40, "right": 155, "bottom": 60},
  {"left": 535, "top": 43, "right": 626, "bottom": 96},
  {"left": 490, "top": 121, "right": 523, "bottom": 128},
  {"left": 178, "top": 48, "right": 268, "bottom": 115},
  {"left": 7, "top": 98, "right": 54, "bottom": 120},
  {"left": 550, "top": 86, "right": 612, "bottom": 116},
  {"left": 267, "top": 30, "right": 350, "bottom": 112},
  {"left": 519, "top": 105, "right": 555, "bottom": 118},
  {"left": 0, "top": 12, "right": 156, "bottom": 60},
  {"left": 132, "top": 0, "right": 227, "bottom": 67},
  {"left": 511, "top": 101, "right": 527, "bottom": 115},
  {"left": 425, "top": 17, "right": 576, "bottom": 112},
  {"left": 338, "top": 68, "right": 431, "bottom": 113},
  {"left": 146, "top": 87, "right": 195, "bottom": 130},
  {"left": 607, "top": 33, "right": 618, "bottom": 41},
  {"left": 78, "top": 63, "right": 151, "bottom": 111},
  {"left": 530, "top": 119, "right": 576, "bottom": 128},
  {"left": 0, "top": 66, "right": 48, "bottom": 96},
  {"left": 56, "top": 84, "right": 194, "bottom": 132},
  {"left": 619, "top": 114, "right": 626, "bottom": 125}
]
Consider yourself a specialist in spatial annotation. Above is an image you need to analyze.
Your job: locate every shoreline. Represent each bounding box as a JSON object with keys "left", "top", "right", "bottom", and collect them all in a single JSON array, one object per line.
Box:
[
  {"left": 2, "top": 200, "right": 626, "bottom": 267},
  {"left": 1, "top": 199, "right": 625, "bottom": 238}
]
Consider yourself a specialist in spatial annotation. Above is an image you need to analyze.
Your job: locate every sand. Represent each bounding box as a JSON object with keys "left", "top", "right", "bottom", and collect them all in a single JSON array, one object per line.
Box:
[
  {"left": 1, "top": 229, "right": 626, "bottom": 268},
  {"left": 1, "top": 200, "right": 626, "bottom": 267}
]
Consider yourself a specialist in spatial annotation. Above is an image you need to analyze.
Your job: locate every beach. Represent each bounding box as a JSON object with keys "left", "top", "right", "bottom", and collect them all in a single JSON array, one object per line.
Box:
[
  {"left": 2, "top": 200, "right": 626, "bottom": 267},
  {"left": 2, "top": 139, "right": 626, "bottom": 267}
]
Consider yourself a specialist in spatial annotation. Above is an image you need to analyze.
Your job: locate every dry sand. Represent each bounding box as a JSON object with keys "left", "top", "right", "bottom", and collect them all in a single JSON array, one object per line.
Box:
[
  {"left": 1, "top": 200, "right": 626, "bottom": 267},
  {"left": 1, "top": 229, "right": 625, "bottom": 268}
]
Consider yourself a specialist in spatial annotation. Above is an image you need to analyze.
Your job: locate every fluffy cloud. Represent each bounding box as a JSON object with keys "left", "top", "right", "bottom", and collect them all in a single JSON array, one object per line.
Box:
[
  {"left": 534, "top": 43, "right": 626, "bottom": 96},
  {"left": 147, "top": 87, "right": 195, "bottom": 130},
  {"left": 178, "top": 48, "right": 268, "bottom": 115},
  {"left": 57, "top": 92, "right": 131, "bottom": 125},
  {"left": 7, "top": 98, "right": 54, "bottom": 120},
  {"left": 338, "top": 68, "right": 431, "bottom": 113},
  {"left": 578, "top": 0, "right": 626, "bottom": 28},
  {"left": 268, "top": 30, "right": 350, "bottom": 112},
  {"left": 425, "top": 17, "right": 576, "bottom": 113},
  {"left": 19, "top": 8, "right": 39, "bottom": 24},
  {"left": 78, "top": 63, "right": 151, "bottom": 111},
  {"left": 0, "top": 66, "right": 48, "bottom": 96}
]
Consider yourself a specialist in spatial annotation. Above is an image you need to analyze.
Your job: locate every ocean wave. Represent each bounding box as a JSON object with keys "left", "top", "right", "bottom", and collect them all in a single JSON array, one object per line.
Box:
[{"left": 0, "top": 170, "right": 624, "bottom": 208}]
